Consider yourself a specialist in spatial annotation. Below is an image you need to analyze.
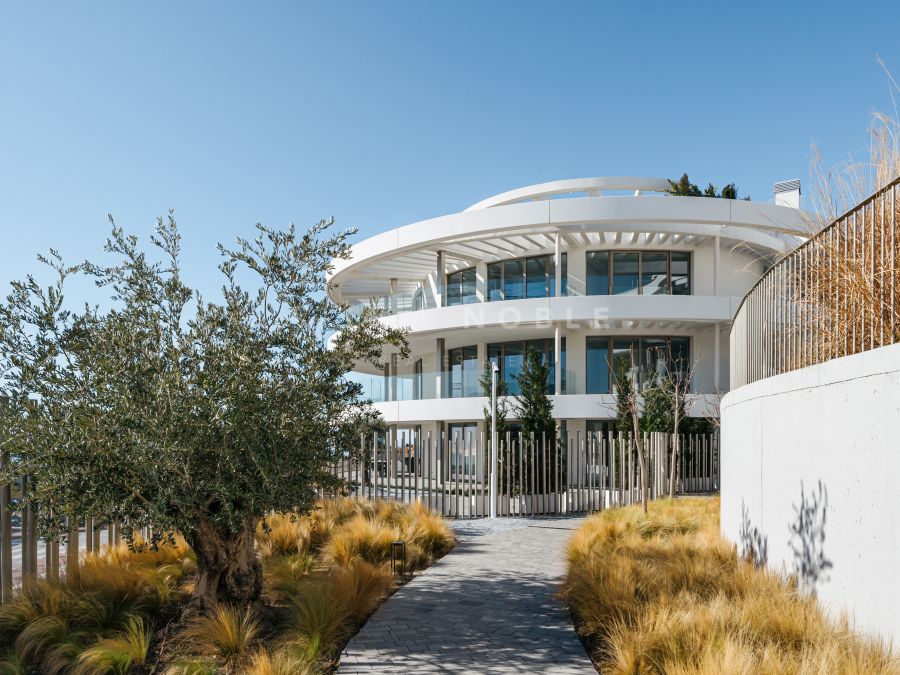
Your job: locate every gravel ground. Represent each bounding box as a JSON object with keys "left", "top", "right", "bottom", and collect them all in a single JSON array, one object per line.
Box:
[{"left": 449, "top": 514, "right": 584, "bottom": 538}]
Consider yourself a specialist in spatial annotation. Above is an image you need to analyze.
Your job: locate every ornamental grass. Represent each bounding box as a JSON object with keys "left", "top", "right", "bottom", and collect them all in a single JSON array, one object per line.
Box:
[
  {"left": 0, "top": 498, "right": 455, "bottom": 674},
  {"left": 562, "top": 497, "right": 899, "bottom": 674}
]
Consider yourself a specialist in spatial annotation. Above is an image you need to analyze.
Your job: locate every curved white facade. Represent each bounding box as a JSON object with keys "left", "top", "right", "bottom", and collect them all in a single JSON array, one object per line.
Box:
[{"left": 328, "top": 177, "right": 807, "bottom": 440}]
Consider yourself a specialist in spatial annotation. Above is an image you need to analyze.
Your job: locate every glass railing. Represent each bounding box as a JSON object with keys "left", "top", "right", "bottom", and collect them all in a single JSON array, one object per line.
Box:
[
  {"left": 349, "top": 369, "right": 581, "bottom": 403},
  {"left": 346, "top": 292, "right": 437, "bottom": 318}
]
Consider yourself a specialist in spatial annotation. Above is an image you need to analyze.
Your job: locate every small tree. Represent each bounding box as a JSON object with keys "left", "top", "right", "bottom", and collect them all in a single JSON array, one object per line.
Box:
[
  {"left": 513, "top": 348, "right": 555, "bottom": 492},
  {"left": 480, "top": 365, "right": 509, "bottom": 440},
  {"left": 0, "top": 215, "right": 407, "bottom": 610},
  {"left": 641, "top": 381, "right": 675, "bottom": 433},
  {"left": 514, "top": 348, "right": 554, "bottom": 441},
  {"left": 656, "top": 349, "right": 700, "bottom": 499},
  {"left": 610, "top": 347, "right": 649, "bottom": 513},
  {"left": 613, "top": 353, "right": 637, "bottom": 435},
  {"left": 667, "top": 173, "right": 702, "bottom": 196},
  {"left": 668, "top": 173, "right": 745, "bottom": 200}
]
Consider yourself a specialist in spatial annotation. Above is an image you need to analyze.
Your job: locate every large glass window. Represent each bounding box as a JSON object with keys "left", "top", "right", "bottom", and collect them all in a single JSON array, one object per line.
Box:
[
  {"left": 447, "top": 346, "right": 479, "bottom": 398},
  {"left": 641, "top": 252, "right": 668, "bottom": 295},
  {"left": 641, "top": 337, "right": 668, "bottom": 389},
  {"left": 503, "top": 260, "right": 524, "bottom": 300},
  {"left": 586, "top": 337, "right": 610, "bottom": 394},
  {"left": 448, "top": 423, "right": 477, "bottom": 475},
  {"left": 669, "top": 336, "right": 690, "bottom": 381},
  {"left": 445, "top": 267, "right": 477, "bottom": 306},
  {"left": 487, "top": 254, "right": 557, "bottom": 301},
  {"left": 526, "top": 256, "right": 549, "bottom": 298},
  {"left": 612, "top": 252, "right": 640, "bottom": 295},
  {"left": 611, "top": 337, "right": 641, "bottom": 386},
  {"left": 671, "top": 252, "right": 691, "bottom": 295},
  {"left": 586, "top": 251, "right": 692, "bottom": 296},
  {"left": 586, "top": 336, "right": 692, "bottom": 393},
  {"left": 487, "top": 262, "right": 502, "bottom": 301},
  {"left": 549, "top": 252, "right": 567, "bottom": 297},
  {"left": 487, "top": 339, "right": 561, "bottom": 396},
  {"left": 586, "top": 251, "right": 610, "bottom": 295}
]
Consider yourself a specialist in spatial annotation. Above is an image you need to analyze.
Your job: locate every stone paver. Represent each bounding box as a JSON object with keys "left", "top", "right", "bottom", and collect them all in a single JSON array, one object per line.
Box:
[{"left": 339, "top": 517, "right": 595, "bottom": 674}]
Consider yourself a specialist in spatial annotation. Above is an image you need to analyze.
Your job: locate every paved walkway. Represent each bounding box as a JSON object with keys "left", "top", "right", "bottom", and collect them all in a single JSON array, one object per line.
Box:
[{"left": 339, "top": 517, "right": 595, "bottom": 674}]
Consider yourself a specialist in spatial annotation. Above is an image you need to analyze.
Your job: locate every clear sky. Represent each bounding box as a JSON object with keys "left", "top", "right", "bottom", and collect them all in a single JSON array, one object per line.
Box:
[{"left": 2, "top": 1, "right": 899, "bottom": 301}]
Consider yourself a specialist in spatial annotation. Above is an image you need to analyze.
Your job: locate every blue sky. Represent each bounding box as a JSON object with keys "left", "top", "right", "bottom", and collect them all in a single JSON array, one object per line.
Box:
[{"left": 2, "top": 1, "right": 899, "bottom": 301}]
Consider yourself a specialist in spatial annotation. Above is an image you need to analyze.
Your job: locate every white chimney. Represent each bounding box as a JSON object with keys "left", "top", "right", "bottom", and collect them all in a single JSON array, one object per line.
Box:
[{"left": 774, "top": 179, "right": 801, "bottom": 209}]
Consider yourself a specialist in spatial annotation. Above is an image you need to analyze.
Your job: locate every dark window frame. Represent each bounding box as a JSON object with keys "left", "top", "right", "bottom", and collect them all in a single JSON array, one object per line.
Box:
[
  {"left": 486, "top": 253, "right": 563, "bottom": 302},
  {"left": 446, "top": 345, "right": 479, "bottom": 398},
  {"left": 444, "top": 266, "right": 478, "bottom": 306},
  {"left": 487, "top": 338, "right": 565, "bottom": 395},
  {"left": 585, "top": 250, "right": 693, "bottom": 296},
  {"left": 584, "top": 335, "right": 692, "bottom": 393}
]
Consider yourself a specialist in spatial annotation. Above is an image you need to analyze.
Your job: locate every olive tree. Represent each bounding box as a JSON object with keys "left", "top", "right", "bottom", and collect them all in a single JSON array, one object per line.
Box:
[{"left": 0, "top": 214, "right": 407, "bottom": 609}]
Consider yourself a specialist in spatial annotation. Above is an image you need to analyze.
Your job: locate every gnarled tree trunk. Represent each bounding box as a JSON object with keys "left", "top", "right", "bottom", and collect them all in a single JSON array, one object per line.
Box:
[{"left": 186, "top": 515, "right": 262, "bottom": 610}]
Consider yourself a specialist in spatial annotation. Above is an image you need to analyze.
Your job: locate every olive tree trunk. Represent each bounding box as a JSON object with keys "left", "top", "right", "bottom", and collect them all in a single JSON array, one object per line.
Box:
[{"left": 187, "top": 516, "right": 262, "bottom": 609}]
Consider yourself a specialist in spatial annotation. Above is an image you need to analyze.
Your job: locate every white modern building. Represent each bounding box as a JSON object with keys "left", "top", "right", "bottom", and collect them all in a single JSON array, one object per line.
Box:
[{"left": 327, "top": 176, "right": 807, "bottom": 445}]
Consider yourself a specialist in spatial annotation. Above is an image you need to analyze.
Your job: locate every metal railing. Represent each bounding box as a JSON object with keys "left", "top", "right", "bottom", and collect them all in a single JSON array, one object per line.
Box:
[
  {"left": 0, "top": 430, "right": 717, "bottom": 594},
  {"left": 731, "top": 176, "right": 900, "bottom": 388},
  {"left": 324, "top": 430, "right": 719, "bottom": 519}
]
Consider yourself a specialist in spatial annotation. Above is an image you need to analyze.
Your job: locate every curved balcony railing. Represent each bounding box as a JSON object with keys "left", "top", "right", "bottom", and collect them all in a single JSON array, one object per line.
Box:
[
  {"left": 349, "top": 369, "right": 579, "bottom": 403},
  {"left": 730, "top": 175, "right": 900, "bottom": 389}
]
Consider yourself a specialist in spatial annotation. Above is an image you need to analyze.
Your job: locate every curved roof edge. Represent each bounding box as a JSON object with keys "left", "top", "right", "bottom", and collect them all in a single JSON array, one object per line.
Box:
[{"left": 465, "top": 176, "right": 672, "bottom": 211}]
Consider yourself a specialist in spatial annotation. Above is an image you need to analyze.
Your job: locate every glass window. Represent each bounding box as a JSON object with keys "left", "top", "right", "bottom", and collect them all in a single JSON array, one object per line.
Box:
[
  {"left": 461, "top": 268, "right": 477, "bottom": 304},
  {"left": 502, "top": 342, "right": 524, "bottom": 395},
  {"left": 586, "top": 251, "right": 609, "bottom": 295},
  {"left": 641, "top": 337, "right": 668, "bottom": 389},
  {"left": 671, "top": 252, "right": 691, "bottom": 295},
  {"left": 446, "top": 272, "right": 460, "bottom": 306},
  {"left": 586, "top": 337, "right": 610, "bottom": 394},
  {"left": 547, "top": 253, "right": 567, "bottom": 297},
  {"left": 526, "top": 256, "right": 549, "bottom": 298},
  {"left": 489, "top": 339, "right": 563, "bottom": 397},
  {"left": 487, "top": 262, "right": 502, "bottom": 301},
  {"left": 641, "top": 252, "right": 668, "bottom": 295},
  {"left": 503, "top": 260, "right": 524, "bottom": 300},
  {"left": 612, "top": 252, "right": 640, "bottom": 295},
  {"left": 611, "top": 338, "right": 640, "bottom": 388},
  {"left": 448, "top": 346, "right": 478, "bottom": 398},
  {"left": 446, "top": 267, "right": 476, "bottom": 306},
  {"left": 669, "top": 337, "right": 690, "bottom": 382},
  {"left": 448, "top": 423, "right": 477, "bottom": 474}
]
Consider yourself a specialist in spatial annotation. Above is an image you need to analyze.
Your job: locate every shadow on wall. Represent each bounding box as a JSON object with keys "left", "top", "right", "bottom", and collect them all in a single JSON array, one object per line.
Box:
[
  {"left": 790, "top": 480, "right": 832, "bottom": 596},
  {"left": 739, "top": 500, "right": 768, "bottom": 568},
  {"left": 739, "top": 480, "right": 832, "bottom": 596}
]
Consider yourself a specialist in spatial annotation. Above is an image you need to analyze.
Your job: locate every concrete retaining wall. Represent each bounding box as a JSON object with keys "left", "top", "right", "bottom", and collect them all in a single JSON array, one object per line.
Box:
[{"left": 721, "top": 341, "right": 900, "bottom": 645}]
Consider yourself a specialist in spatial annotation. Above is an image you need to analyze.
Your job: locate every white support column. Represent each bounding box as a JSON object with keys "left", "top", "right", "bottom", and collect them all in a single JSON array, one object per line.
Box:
[
  {"left": 713, "top": 322, "right": 721, "bottom": 391},
  {"left": 554, "top": 323, "right": 562, "bottom": 396},
  {"left": 389, "top": 277, "right": 398, "bottom": 313},
  {"left": 436, "top": 250, "right": 445, "bottom": 308},
  {"left": 714, "top": 233, "right": 721, "bottom": 296},
  {"left": 390, "top": 352, "right": 398, "bottom": 401},
  {"left": 435, "top": 338, "right": 445, "bottom": 399},
  {"left": 554, "top": 232, "right": 562, "bottom": 297}
]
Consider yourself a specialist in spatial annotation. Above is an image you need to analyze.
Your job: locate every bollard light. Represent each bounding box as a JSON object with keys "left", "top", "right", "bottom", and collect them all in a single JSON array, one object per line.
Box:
[{"left": 390, "top": 540, "right": 406, "bottom": 575}]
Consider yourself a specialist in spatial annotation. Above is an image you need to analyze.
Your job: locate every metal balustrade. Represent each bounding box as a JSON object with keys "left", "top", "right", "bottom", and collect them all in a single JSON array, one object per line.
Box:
[
  {"left": 324, "top": 430, "right": 719, "bottom": 519},
  {"left": 731, "top": 176, "right": 900, "bottom": 388}
]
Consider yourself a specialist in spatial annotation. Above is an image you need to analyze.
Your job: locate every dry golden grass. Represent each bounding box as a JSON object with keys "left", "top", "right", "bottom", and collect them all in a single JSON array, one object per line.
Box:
[
  {"left": 562, "top": 497, "right": 899, "bottom": 674},
  {"left": 784, "top": 105, "right": 900, "bottom": 368},
  {"left": 0, "top": 500, "right": 453, "bottom": 673},
  {"left": 0, "top": 537, "right": 190, "bottom": 673},
  {"left": 180, "top": 604, "right": 259, "bottom": 666}
]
